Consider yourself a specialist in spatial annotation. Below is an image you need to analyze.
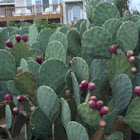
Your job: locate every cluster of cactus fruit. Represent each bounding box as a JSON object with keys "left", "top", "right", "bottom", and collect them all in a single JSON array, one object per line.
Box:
[{"left": 1, "top": 1, "right": 140, "bottom": 140}]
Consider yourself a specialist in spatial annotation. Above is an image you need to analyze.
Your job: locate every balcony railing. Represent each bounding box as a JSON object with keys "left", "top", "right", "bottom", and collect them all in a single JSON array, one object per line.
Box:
[{"left": 0, "top": 4, "right": 62, "bottom": 18}]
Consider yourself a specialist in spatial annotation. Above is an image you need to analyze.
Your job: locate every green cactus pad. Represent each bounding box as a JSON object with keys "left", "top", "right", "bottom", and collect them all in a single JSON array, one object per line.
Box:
[
  {"left": 131, "top": 73, "right": 140, "bottom": 93},
  {"left": 107, "top": 53, "right": 134, "bottom": 87},
  {"left": 0, "top": 50, "right": 16, "bottom": 80},
  {"left": 59, "top": 26, "right": 70, "bottom": 35},
  {"left": 20, "top": 58, "right": 28, "bottom": 72},
  {"left": 93, "top": 2, "right": 120, "bottom": 26},
  {"left": 27, "top": 60, "right": 40, "bottom": 89},
  {"left": 71, "top": 72, "right": 81, "bottom": 107},
  {"left": 28, "top": 49, "right": 44, "bottom": 59},
  {"left": 66, "top": 30, "right": 82, "bottom": 56},
  {"left": 102, "top": 18, "right": 122, "bottom": 44},
  {"left": 90, "top": 59, "right": 107, "bottom": 80},
  {"left": 35, "top": 17, "right": 41, "bottom": 24},
  {"left": 49, "top": 32, "right": 68, "bottom": 52},
  {"left": 11, "top": 113, "right": 27, "bottom": 137},
  {"left": 38, "top": 59, "right": 68, "bottom": 94},
  {"left": 112, "top": 74, "right": 133, "bottom": 114},
  {"left": 75, "top": 19, "right": 87, "bottom": 32},
  {"left": 37, "top": 86, "right": 61, "bottom": 122},
  {"left": 31, "top": 41, "right": 40, "bottom": 50},
  {"left": 66, "top": 121, "right": 89, "bottom": 140},
  {"left": 14, "top": 71, "right": 35, "bottom": 94},
  {"left": 65, "top": 70, "right": 73, "bottom": 90},
  {"left": 71, "top": 57, "right": 89, "bottom": 82},
  {"left": 82, "top": 27, "right": 112, "bottom": 58},
  {"left": 80, "top": 20, "right": 87, "bottom": 36},
  {"left": 20, "top": 27, "right": 29, "bottom": 35},
  {"left": 104, "top": 109, "right": 118, "bottom": 134},
  {"left": 38, "top": 28, "right": 53, "bottom": 52},
  {"left": 60, "top": 98, "right": 71, "bottom": 129},
  {"left": 28, "top": 24, "right": 38, "bottom": 45},
  {"left": 123, "top": 10, "right": 130, "bottom": 21},
  {"left": 0, "top": 29, "right": 9, "bottom": 49},
  {"left": 130, "top": 15, "right": 140, "bottom": 32},
  {"left": 78, "top": 103, "right": 101, "bottom": 132},
  {"left": 106, "top": 131, "right": 123, "bottom": 140},
  {"left": 117, "top": 21, "right": 139, "bottom": 53},
  {"left": 7, "top": 80, "right": 22, "bottom": 96},
  {"left": 45, "top": 41, "right": 66, "bottom": 63},
  {"left": 11, "top": 41, "right": 29, "bottom": 66},
  {"left": 30, "top": 107, "right": 52, "bottom": 136},
  {"left": 125, "top": 97, "right": 140, "bottom": 133},
  {"left": 5, "top": 105, "right": 12, "bottom": 129}
]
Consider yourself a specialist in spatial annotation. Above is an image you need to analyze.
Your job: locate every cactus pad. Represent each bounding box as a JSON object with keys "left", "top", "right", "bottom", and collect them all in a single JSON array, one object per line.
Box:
[
  {"left": 49, "top": 32, "right": 68, "bottom": 52},
  {"left": 102, "top": 18, "right": 122, "bottom": 44},
  {"left": 20, "top": 58, "right": 28, "bottom": 72},
  {"left": 125, "top": 97, "right": 140, "bottom": 133},
  {"left": 60, "top": 98, "right": 71, "bottom": 129},
  {"left": 14, "top": 71, "right": 35, "bottom": 94},
  {"left": 0, "top": 50, "right": 16, "bottom": 80},
  {"left": 38, "top": 59, "right": 68, "bottom": 94},
  {"left": 37, "top": 86, "right": 61, "bottom": 122},
  {"left": 93, "top": 2, "right": 120, "bottom": 26},
  {"left": 71, "top": 57, "right": 89, "bottom": 82},
  {"left": 82, "top": 27, "right": 112, "bottom": 58},
  {"left": 59, "top": 26, "right": 70, "bottom": 35},
  {"left": 5, "top": 105, "right": 12, "bottom": 129},
  {"left": 66, "top": 121, "right": 89, "bottom": 140},
  {"left": 117, "top": 21, "right": 139, "bottom": 53},
  {"left": 78, "top": 103, "right": 101, "bottom": 133},
  {"left": 11, "top": 41, "right": 29, "bottom": 66},
  {"left": 38, "top": 28, "right": 53, "bottom": 52},
  {"left": 112, "top": 74, "right": 133, "bottom": 114},
  {"left": 67, "top": 30, "right": 82, "bottom": 56},
  {"left": 107, "top": 53, "right": 134, "bottom": 87},
  {"left": 71, "top": 72, "right": 81, "bottom": 107},
  {"left": 30, "top": 107, "right": 52, "bottom": 136},
  {"left": 45, "top": 41, "right": 66, "bottom": 63}
]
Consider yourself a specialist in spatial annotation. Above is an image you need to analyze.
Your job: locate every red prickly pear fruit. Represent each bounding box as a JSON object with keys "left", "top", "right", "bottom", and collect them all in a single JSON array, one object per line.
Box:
[
  {"left": 88, "top": 100, "right": 96, "bottom": 109},
  {"left": 131, "top": 67, "right": 137, "bottom": 74},
  {"left": 36, "top": 57, "right": 42, "bottom": 64},
  {"left": 99, "top": 120, "right": 106, "bottom": 128},
  {"left": 81, "top": 80, "right": 89, "bottom": 89},
  {"left": 68, "top": 61, "right": 72, "bottom": 67},
  {"left": 129, "top": 56, "right": 135, "bottom": 63},
  {"left": 109, "top": 45, "right": 117, "bottom": 54},
  {"left": 6, "top": 40, "right": 13, "bottom": 48},
  {"left": 4, "top": 94, "right": 12, "bottom": 101},
  {"left": 21, "top": 35, "right": 28, "bottom": 42},
  {"left": 66, "top": 90, "right": 72, "bottom": 98},
  {"left": 89, "top": 96, "right": 97, "bottom": 102},
  {"left": 15, "top": 35, "right": 21, "bottom": 42},
  {"left": 12, "top": 107, "right": 19, "bottom": 115},
  {"left": 17, "top": 95, "right": 25, "bottom": 102},
  {"left": 88, "top": 82, "right": 95, "bottom": 91},
  {"left": 100, "top": 106, "right": 109, "bottom": 116},
  {"left": 79, "top": 84, "right": 87, "bottom": 92},
  {"left": 134, "top": 86, "right": 140, "bottom": 96},
  {"left": 127, "top": 50, "right": 134, "bottom": 57},
  {"left": 96, "top": 100, "right": 103, "bottom": 108}
]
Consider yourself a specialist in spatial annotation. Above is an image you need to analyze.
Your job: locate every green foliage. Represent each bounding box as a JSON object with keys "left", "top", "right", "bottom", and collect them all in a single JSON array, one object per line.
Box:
[{"left": 5, "top": 105, "right": 12, "bottom": 129}]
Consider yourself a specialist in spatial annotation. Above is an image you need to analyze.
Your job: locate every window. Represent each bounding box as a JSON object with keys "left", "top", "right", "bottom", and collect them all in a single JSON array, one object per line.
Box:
[
  {"left": 36, "top": 0, "right": 42, "bottom": 13},
  {"left": 52, "top": 0, "right": 58, "bottom": 11},
  {"left": 73, "top": 6, "right": 81, "bottom": 21},
  {"left": 26, "top": 0, "right": 32, "bottom": 11},
  {"left": 43, "top": 0, "right": 49, "bottom": 10}
]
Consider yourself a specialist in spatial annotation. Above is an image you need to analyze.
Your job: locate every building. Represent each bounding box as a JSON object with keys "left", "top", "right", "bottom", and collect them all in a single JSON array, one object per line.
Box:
[{"left": 0, "top": 0, "right": 87, "bottom": 25}]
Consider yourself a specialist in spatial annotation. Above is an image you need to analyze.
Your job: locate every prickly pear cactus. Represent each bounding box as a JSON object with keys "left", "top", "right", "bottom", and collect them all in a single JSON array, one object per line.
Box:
[
  {"left": 93, "top": 2, "right": 120, "bottom": 26},
  {"left": 0, "top": 50, "right": 16, "bottom": 80},
  {"left": 37, "top": 86, "right": 61, "bottom": 122},
  {"left": 82, "top": 26, "right": 112, "bottom": 58}
]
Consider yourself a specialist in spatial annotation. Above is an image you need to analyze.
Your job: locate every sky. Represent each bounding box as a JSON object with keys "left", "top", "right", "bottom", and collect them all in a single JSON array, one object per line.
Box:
[{"left": 128, "top": 0, "right": 140, "bottom": 13}]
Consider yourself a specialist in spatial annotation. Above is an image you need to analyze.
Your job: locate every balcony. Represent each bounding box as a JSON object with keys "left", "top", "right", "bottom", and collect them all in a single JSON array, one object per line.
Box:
[{"left": 0, "top": 4, "right": 63, "bottom": 22}]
